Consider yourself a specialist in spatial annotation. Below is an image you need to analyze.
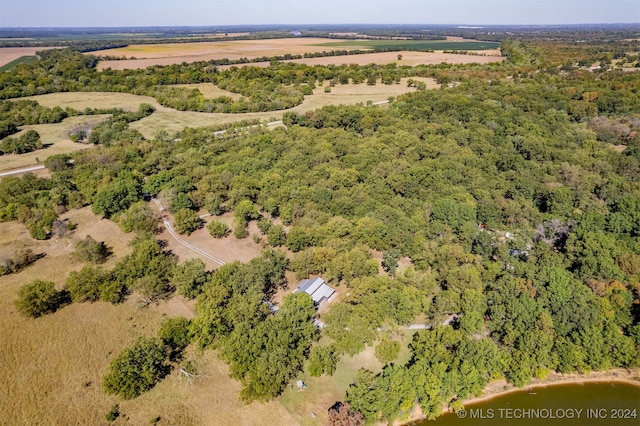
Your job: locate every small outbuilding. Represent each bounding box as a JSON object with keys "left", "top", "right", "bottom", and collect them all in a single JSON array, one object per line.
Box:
[{"left": 296, "top": 277, "right": 335, "bottom": 305}]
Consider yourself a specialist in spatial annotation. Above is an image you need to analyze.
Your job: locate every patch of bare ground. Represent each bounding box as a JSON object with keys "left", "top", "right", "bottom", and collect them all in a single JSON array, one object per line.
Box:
[
  {"left": 153, "top": 207, "right": 263, "bottom": 271},
  {"left": 0, "top": 47, "right": 56, "bottom": 67}
]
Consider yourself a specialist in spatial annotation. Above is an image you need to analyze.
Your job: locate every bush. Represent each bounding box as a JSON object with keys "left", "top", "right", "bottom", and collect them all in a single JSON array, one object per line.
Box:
[
  {"left": 103, "top": 337, "right": 170, "bottom": 399},
  {"left": 105, "top": 404, "right": 120, "bottom": 422},
  {"left": 119, "top": 201, "right": 157, "bottom": 234},
  {"left": 0, "top": 248, "right": 40, "bottom": 276},
  {"left": 233, "top": 216, "right": 248, "bottom": 239},
  {"left": 267, "top": 224, "right": 286, "bottom": 247},
  {"left": 173, "top": 209, "right": 203, "bottom": 235},
  {"left": 15, "top": 280, "right": 68, "bottom": 318},
  {"left": 173, "top": 258, "right": 209, "bottom": 299},
  {"left": 65, "top": 265, "right": 109, "bottom": 303},
  {"left": 374, "top": 340, "right": 400, "bottom": 364},
  {"left": 74, "top": 235, "right": 110, "bottom": 263},
  {"left": 158, "top": 317, "right": 192, "bottom": 354},
  {"left": 207, "top": 220, "right": 230, "bottom": 238}
]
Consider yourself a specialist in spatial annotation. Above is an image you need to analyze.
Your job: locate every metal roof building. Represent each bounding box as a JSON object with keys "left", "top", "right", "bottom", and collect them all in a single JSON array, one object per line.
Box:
[{"left": 296, "top": 277, "right": 335, "bottom": 305}]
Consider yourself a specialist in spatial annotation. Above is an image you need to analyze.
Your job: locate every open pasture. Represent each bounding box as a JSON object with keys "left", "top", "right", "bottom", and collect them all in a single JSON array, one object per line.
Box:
[
  {"left": 0, "top": 206, "right": 296, "bottom": 425},
  {"left": 21, "top": 79, "right": 436, "bottom": 140}
]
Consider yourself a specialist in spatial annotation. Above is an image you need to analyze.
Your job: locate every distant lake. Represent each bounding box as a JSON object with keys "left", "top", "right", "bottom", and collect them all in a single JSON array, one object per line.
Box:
[{"left": 411, "top": 381, "right": 640, "bottom": 426}]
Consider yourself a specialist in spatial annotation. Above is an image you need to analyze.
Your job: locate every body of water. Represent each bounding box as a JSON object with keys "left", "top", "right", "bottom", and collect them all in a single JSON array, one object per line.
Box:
[{"left": 412, "top": 381, "right": 640, "bottom": 426}]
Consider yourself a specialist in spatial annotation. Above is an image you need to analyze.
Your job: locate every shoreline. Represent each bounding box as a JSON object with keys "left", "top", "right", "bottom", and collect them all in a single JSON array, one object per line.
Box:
[
  {"left": 459, "top": 368, "right": 640, "bottom": 409},
  {"left": 399, "top": 368, "right": 640, "bottom": 425}
]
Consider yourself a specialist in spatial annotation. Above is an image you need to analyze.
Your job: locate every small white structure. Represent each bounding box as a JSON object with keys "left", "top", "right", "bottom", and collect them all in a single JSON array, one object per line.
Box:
[{"left": 296, "top": 277, "right": 335, "bottom": 305}]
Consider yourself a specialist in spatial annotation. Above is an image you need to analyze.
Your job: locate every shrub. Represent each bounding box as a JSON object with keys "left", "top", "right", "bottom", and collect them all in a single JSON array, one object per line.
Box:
[
  {"left": 65, "top": 265, "right": 109, "bottom": 303},
  {"left": 374, "top": 340, "right": 400, "bottom": 364},
  {"left": 74, "top": 235, "right": 110, "bottom": 263},
  {"left": 15, "top": 280, "right": 68, "bottom": 318},
  {"left": 173, "top": 209, "right": 203, "bottom": 235},
  {"left": 207, "top": 220, "right": 230, "bottom": 238},
  {"left": 103, "top": 337, "right": 169, "bottom": 399}
]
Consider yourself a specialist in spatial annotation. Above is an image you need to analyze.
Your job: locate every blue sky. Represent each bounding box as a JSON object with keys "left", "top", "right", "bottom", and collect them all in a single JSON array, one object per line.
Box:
[{"left": 1, "top": 0, "right": 638, "bottom": 27}]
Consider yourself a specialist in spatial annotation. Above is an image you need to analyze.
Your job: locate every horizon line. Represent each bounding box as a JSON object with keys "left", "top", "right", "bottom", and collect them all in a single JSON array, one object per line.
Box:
[{"left": 1, "top": 22, "right": 640, "bottom": 30}]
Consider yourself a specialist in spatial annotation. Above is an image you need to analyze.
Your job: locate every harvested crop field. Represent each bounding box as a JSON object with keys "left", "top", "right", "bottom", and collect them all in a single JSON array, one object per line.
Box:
[
  {"left": 96, "top": 37, "right": 503, "bottom": 70},
  {"left": 96, "top": 37, "right": 346, "bottom": 70},
  {"left": 0, "top": 46, "right": 56, "bottom": 67},
  {"left": 281, "top": 50, "right": 504, "bottom": 67}
]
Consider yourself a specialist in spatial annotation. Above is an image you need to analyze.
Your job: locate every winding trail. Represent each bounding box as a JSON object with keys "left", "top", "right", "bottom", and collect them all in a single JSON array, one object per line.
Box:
[{"left": 151, "top": 198, "right": 226, "bottom": 266}]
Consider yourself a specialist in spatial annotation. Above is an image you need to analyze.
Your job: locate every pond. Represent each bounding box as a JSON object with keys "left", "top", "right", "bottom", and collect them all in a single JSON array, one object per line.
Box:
[{"left": 411, "top": 381, "right": 640, "bottom": 426}]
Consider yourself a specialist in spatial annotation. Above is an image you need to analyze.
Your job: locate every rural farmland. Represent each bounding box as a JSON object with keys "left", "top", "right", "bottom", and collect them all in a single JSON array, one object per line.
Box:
[
  {"left": 1, "top": 16, "right": 639, "bottom": 426},
  {"left": 95, "top": 37, "right": 503, "bottom": 70}
]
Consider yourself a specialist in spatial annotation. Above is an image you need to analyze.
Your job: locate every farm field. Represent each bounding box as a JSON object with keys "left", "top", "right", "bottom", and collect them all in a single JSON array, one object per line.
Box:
[
  {"left": 0, "top": 46, "right": 56, "bottom": 67},
  {"left": 0, "top": 55, "right": 37, "bottom": 72},
  {"left": 96, "top": 37, "right": 347, "bottom": 70},
  {"left": 319, "top": 38, "right": 501, "bottom": 51},
  {"left": 96, "top": 37, "right": 503, "bottom": 70},
  {"left": 0, "top": 115, "right": 110, "bottom": 173}
]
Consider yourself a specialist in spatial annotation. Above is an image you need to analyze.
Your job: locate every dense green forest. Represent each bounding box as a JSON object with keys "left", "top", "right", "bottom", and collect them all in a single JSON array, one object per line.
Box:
[{"left": 1, "top": 31, "right": 639, "bottom": 424}]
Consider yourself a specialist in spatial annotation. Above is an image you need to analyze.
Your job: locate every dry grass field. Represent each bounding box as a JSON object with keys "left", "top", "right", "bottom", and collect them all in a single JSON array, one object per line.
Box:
[
  {"left": 0, "top": 115, "right": 110, "bottom": 173},
  {"left": 0, "top": 208, "right": 299, "bottom": 425},
  {"left": 96, "top": 38, "right": 503, "bottom": 71},
  {"left": 24, "top": 92, "right": 168, "bottom": 112}
]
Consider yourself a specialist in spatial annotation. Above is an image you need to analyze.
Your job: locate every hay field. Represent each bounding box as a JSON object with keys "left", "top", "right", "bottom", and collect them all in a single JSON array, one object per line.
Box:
[
  {"left": 0, "top": 208, "right": 298, "bottom": 425},
  {"left": 285, "top": 50, "right": 504, "bottom": 67},
  {"left": 96, "top": 38, "right": 346, "bottom": 71},
  {"left": 0, "top": 47, "right": 56, "bottom": 67},
  {"left": 0, "top": 115, "right": 110, "bottom": 173},
  {"left": 24, "top": 92, "right": 168, "bottom": 112}
]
